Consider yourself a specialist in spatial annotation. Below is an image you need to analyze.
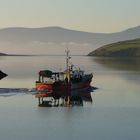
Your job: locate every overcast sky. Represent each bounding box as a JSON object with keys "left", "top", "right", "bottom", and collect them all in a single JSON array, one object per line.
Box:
[{"left": 0, "top": 0, "right": 140, "bottom": 33}]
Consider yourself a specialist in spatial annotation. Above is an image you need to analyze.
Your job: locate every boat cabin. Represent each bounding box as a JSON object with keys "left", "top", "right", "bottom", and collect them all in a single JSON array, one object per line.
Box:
[{"left": 38, "top": 70, "right": 66, "bottom": 83}]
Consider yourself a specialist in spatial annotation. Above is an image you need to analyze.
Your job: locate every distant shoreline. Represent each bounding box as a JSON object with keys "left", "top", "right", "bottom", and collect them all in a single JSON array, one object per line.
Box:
[{"left": 0, "top": 54, "right": 86, "bottom": 57}]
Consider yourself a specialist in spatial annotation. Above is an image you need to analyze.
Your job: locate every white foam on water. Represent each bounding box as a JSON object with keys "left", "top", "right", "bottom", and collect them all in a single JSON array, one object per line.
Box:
[{"left": 0, "top": 88, "right": 36, "bottom": 97}]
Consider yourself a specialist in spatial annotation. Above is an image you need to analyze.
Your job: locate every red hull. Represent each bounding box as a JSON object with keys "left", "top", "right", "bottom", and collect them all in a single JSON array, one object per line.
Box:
[
  {"left": 35, "top": 74, "right": 92, "bottom": 97},
  {"left": 36, "top": 80, "right": 91, "bottom": 93},
  {"left": 36, "top": 82, "right": 53, "bottom": 92},
  {"left": 36, "top": 81, "right": 71, "bottom": 97}
]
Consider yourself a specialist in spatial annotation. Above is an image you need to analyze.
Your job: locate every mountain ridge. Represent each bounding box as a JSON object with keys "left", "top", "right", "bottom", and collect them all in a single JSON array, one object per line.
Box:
[
  {"left": 0, "top": 26, "right": 140, "bottom": 55},
  {"left": 0, "top": 26, "right": 140, "bottom": 44}
]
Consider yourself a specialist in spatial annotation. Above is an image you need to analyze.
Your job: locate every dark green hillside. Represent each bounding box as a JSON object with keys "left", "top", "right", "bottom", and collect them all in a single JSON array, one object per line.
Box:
[
  {"left": 0, "top": 53, "right": 7, "bottom": 56},
  {"left": 88, "top": 38, "right": 140, "bottom": 57}
]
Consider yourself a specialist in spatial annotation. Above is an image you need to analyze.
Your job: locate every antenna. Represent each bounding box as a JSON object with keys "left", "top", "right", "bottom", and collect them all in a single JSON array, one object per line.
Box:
[{"left": 65, "top": 48, "right": 70, "bottom": 69}]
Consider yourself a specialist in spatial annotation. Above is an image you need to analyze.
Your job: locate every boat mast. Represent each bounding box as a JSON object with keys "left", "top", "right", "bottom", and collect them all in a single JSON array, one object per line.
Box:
[
  {"left": 66, "top": 49, "right": 69, "bottom": 71},
  {"left": 65, "top": 49, "right": 70, "bottom": 82},
  {"left": 65, "top": 49, "right": 71, "bottom": 105}
]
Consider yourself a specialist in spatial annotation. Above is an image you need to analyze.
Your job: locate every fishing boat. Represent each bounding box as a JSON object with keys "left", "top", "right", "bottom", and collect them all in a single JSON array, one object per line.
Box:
[{"left": 35, "top": 50, "right": 93, "bottom": 99}]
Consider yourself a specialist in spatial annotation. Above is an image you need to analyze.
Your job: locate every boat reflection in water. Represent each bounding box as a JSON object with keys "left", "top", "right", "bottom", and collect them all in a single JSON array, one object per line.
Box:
[{"left": 35, "top": 87, "right": 94, "bottom": 107}]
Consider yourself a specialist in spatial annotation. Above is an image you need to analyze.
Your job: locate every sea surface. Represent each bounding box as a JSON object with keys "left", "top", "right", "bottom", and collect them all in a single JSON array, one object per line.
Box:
[{"left": 0, "top": 55, "right": 140, "bottom": 140}]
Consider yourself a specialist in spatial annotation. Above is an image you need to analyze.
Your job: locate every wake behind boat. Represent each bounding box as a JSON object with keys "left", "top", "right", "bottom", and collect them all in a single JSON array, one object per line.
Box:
[{"left": 35, "top": 50, "right": 93, "bottom": 106}]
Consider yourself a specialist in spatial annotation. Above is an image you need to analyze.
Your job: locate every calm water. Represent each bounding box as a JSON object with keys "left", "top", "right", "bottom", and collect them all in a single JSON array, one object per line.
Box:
[{"left": 0, "top": 55, "right": 140, "bottom": 140}]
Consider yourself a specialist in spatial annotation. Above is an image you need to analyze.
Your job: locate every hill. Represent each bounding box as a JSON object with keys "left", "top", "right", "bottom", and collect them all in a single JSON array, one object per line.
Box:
[
  {"left": 0, "top": 26, "right": 140, "bottom": 55},
  {"left": 0, "top": 26, "right": 140, "bottom": 44},
  {"left": 88, "top": 38, "right": 140, "bottom": 57},
  {"left": 0, "top": 53, "right": 7, "bottom": 56}
]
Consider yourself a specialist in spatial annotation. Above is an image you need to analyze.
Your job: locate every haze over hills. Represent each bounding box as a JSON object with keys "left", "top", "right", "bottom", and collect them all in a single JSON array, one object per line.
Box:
[{"left": 0, "top": 26, "right": 140, "bottom": 55}]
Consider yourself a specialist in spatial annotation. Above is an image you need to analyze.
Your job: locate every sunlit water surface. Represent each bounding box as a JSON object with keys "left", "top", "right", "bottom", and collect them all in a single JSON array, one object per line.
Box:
[{"left": 0, "top": 56, "right": 140, "bottom": 140}]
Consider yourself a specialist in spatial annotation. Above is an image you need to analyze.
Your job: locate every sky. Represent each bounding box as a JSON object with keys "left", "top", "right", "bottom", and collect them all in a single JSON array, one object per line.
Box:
[{"left": 0, "top": 0, "right": 140, "bottom": 33}]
